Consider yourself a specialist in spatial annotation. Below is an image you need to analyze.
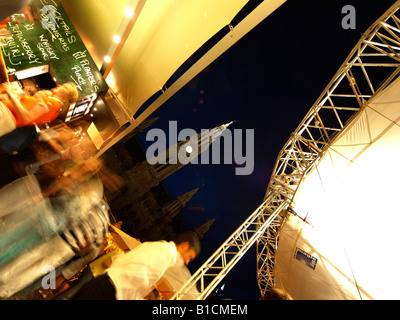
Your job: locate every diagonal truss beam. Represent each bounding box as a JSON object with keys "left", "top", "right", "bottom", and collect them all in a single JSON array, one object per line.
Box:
[{"left": 171, "top": 193, "right": 289, "bottom": 300}]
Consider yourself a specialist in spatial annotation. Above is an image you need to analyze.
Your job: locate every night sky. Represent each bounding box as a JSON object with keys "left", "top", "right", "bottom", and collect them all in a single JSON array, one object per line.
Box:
[{"left": 137, "top": 0, "right": 397, "bottom": 299}]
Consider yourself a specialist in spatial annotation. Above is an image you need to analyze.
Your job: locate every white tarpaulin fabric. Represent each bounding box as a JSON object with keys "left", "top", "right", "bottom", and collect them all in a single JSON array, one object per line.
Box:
[{"left": 275, "top": 75, "right": 400, "bottom": 299}]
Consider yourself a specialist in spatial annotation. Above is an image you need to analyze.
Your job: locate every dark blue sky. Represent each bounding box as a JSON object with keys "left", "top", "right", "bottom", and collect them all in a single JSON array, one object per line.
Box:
[{"left": 137, "top": 0, "right": 396, "bottom": 299}]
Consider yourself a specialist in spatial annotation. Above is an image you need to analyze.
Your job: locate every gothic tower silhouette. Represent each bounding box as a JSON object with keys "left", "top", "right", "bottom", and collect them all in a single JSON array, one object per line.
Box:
[
  {"left": 128, "top": 121, "right": 233, "bottom": 196},
  {"left": 137, "top": 188, "right": 199, "bottom": 238},
  {"left": 194, "top": 218, "right": 216, "bottom": 240},
  {"left": 105, "top": 121, "right": 232, "bottom": 241}
]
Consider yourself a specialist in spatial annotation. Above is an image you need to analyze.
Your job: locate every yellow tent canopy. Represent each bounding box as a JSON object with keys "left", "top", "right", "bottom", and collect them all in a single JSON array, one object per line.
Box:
[{"left": 61, "top": 0, "right": 286, "bottom": 152}]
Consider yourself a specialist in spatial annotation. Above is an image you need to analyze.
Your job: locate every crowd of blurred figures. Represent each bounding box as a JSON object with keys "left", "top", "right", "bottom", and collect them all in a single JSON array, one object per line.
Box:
[
  {"left": 0, "top": 79, "right": 128, "bottom": 300},
  {"left": 0, "top": 2, "right": 294, "bottom": 301}
]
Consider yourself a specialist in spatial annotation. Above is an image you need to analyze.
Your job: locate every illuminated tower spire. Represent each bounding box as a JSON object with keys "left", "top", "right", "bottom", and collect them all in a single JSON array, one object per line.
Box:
[
  {"left": 153, "top": 121, "right": 234, "bottom": 181},
  {"left": 133, "top": 122, "right": 234, "bottom": 195}
]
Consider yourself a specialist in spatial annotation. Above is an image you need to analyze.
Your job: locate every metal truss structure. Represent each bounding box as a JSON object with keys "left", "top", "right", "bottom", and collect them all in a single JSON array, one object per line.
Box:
[
  {"left": 171, "top": 193, "right": 289, "bottom": 300},
  {"left": 172, "top": 1, "right": 400, "bottom": 300}
]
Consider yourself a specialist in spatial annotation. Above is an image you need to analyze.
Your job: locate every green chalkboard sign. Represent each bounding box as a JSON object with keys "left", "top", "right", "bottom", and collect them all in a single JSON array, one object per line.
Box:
[{"left": 1, "top": 0, "right": 108, "bottom": 98}]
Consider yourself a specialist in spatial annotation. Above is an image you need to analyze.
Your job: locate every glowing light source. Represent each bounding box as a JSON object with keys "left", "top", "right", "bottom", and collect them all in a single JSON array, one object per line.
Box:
[
  {"left": 277, "top": 76, "right": 400, "bottom": 299},
  {"left": 113, "top": 35, "right": 121, "bottom": 43},
  {"left": 106, "top": 73, "right": 115, "bottom": 86},
  {"left": 186, "top": 146, "right": 193, "bottom": 154},
  {"left": 104, "top": 56, "right": 111, "bottom": 63},
  {"left": 125, "top": 7, "right": 134, "bottom": 17}
]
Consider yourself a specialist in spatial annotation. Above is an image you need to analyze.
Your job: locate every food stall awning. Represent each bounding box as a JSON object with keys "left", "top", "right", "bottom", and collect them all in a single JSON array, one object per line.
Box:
[{"left": 61, "top": 0, "right": 286, "bottom": 123}]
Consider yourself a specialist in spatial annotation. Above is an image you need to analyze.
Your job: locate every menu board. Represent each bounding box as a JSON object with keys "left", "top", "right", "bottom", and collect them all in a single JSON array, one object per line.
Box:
[{"left": 1, "top": 0, "right": 108, "bottom": 98}]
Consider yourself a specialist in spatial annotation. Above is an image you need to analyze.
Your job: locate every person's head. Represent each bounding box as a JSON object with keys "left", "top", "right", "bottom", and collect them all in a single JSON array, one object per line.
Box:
[
  {"left": 51, "top": 82, "right": 79, "bottom": 112},
  {"left": 174, "top": 231, "right": 201, "bottom": 265}
]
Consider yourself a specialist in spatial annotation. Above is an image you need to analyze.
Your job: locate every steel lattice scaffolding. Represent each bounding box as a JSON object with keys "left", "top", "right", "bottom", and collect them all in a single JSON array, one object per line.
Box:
[
  {"left": 171, "top": 193, "right": 289, "bottom": 300},
  {"left": 172, "top": 1, "right": 400, "bottom": 300},
  {"left": 257, "top": 0, "right": 400, "bottom": 297}
]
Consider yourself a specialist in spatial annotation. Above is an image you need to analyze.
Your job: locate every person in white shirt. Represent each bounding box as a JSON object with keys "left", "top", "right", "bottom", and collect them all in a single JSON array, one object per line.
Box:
[{"left": 72, "top": 231, "right": 200, "bottom": 300}]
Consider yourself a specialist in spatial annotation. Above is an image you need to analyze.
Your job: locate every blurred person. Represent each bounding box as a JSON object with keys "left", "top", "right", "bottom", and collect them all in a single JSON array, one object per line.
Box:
[
  {"left": 0, "top": 82, "right": 78, "bottom": 137},
  {"left": 0, "top": 80, "right": 75, "bottom": 156},
  {"left": 0, "top": 175, "right": 107, "bottom": 298},
  {"left": 52, "top": 225, "right": 133, "bottom": 300},
  {"left": 53, "top": 246, "right": 126, "bottom": 300},
  {"left": 58, "top": 230, "right": 198, "bottom": 300},
  {"left": 0, "top": 120, "right": 124, "bottom": 202},
  {"left": 24, "top": 123, "right": 98, "bottom": 175},
  {"left": 37, "top": 200, "right": 111, "bottom": 300},
  {"left": 0, "top": 117, "right": 125, "bottom": 299},
  {"left": 0, "top": 160, "right": 123, "bottom": 299},
  {"left": 0, "top": 119, "right": 124, "bottom": 298},
  {"left": 0, "top": 155, "right": 104, "bottom": 219},
  {"left": 0, "top": 121, "right": 98, "bottom": 185},
  {"left": 72, "top": 231, "right": 201, "bottom": 300}
]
